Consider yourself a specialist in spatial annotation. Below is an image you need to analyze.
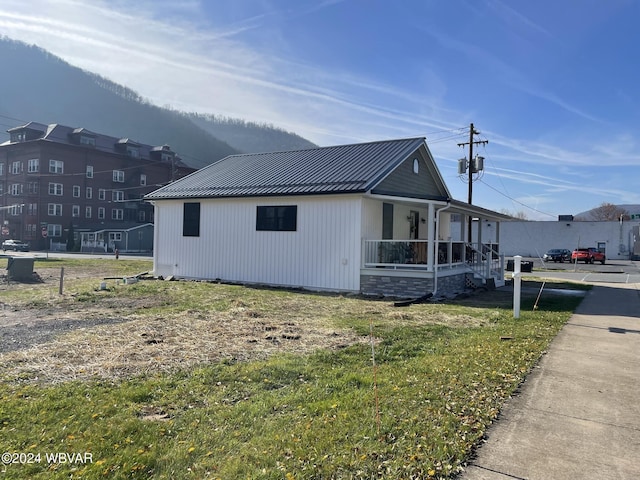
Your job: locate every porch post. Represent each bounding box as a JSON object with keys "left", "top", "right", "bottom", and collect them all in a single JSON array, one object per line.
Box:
[
  {"left": 465, "top": 214, "right": 471, "bottom": 245},
  {"left": 427, "top": 203, "right": 435, "bottom": 271}
]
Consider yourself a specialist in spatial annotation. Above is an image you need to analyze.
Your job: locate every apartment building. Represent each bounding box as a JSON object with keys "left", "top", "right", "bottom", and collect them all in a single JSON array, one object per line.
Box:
[{"left": 0, "top": 122, "right": 195, "bottom": 252}]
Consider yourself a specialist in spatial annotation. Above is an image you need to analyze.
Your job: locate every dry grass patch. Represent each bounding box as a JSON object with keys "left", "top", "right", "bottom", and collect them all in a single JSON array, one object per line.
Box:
[
  {"left": 0, "top": 301, "right": 369, "bottom": 383},
  {"left": 0, "top": 278, "right": 497, "bottom": 384},
  {"left": 0, "top": 260, "right": 584, "bottom": 386}
]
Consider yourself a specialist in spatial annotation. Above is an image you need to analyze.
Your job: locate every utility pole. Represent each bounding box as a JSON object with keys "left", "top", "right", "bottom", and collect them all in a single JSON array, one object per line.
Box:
[{"left": 457, "top": 123, "right": 488, "bottom": 243}]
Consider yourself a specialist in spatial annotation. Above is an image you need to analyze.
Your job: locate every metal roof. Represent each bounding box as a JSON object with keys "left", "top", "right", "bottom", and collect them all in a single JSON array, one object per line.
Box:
[
  {"left": 145, "top": 137, "right": 427, "bottom": 200},
  {"left": 2, "top": 122, "right": 183, "bottom": 165}
]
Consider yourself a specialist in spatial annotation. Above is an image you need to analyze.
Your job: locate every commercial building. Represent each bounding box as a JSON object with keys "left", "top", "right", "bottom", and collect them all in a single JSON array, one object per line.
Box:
[{"left": 0, "top": 122, "right": 194, "bottom": 252}]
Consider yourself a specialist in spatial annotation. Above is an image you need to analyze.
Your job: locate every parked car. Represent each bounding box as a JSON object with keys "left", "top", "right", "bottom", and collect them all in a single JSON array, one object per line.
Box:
[
  {"left": 543, "top": 248, "right": 572, "bottom": 263},
  {"left": 1, "top": 239, "right": 30, "bottom": 252},
  {"left": 571, "top": 247, "right": 606, "bottom": 264}
]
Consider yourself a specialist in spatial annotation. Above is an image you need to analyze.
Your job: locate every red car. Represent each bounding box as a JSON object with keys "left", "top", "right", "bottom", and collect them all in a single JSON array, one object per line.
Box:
[{"left": 571, "top": 247, "right": 606, "bottom": 264}]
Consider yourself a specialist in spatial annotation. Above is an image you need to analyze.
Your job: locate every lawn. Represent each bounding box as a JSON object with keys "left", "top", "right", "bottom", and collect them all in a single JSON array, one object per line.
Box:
[{"left": 0, "top": 258, "right": 587, "bottom": 479}]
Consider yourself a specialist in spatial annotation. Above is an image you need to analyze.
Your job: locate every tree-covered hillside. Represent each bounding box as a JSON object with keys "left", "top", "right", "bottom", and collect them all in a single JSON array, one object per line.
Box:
[{"left": 0, "top": 38, "right": 316, "bottom": 168}]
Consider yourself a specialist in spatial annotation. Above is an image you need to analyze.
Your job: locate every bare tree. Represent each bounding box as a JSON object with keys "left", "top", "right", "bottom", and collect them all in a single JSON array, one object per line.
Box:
[
  {"left": 578, "top": 202, "right": 629, "bottom": 221},
  {"left": 500, "top": 209, "right": 529, "bottom": 220}
]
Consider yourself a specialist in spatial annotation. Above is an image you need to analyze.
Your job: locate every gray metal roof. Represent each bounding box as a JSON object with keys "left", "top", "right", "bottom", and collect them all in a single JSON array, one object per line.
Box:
[
  {"left": 2, "top": 122, "right": 183, "bottom": 165},
  {"left": 145, "top": 137, "right": 428, "bottom": 199}
]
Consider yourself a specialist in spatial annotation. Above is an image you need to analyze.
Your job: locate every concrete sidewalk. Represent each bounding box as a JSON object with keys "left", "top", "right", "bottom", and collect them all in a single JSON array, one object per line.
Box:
[{"left": 459, "top": 283, "right": 640, "bottom": 480}]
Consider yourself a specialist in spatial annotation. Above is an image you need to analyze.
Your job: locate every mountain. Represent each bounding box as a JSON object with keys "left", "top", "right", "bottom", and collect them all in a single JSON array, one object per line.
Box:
[
  {"left": 187, "top": 113, "right": 316, "bottom": 154},
  {"left": 0, "top": 38, "right": 316, "bottom": 169}
]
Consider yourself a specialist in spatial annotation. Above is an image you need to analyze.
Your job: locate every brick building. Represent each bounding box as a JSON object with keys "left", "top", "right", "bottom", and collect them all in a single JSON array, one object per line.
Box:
[{"left": 0, "top": 122, "right": 195, "bottom": 252}]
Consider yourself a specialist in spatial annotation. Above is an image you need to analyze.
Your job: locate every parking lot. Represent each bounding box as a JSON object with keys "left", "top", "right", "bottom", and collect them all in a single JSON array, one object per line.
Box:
[{"left": 513, "top": 257, "right": 640, "bottom": 284}]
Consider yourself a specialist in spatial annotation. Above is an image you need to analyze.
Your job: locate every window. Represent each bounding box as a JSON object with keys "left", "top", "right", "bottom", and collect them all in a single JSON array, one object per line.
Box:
[
  {"left": 256, "top": 206, "right": 297, "bottom": 231},
  {"left": 413, "top": 158, "right": 419, "bottom": 174},
  {"left": 28, "top": 182, "right": 39, "bottom": 194},
  {"left": 86, "top": 165, "right": 94, "bottom": 178},
  {"left": 49, "top": 159, "right": 64, "bottom": 174},
  {"left": 140, "top": 174, "right": 147, "bottom": 186},
  {"left": 80, "top": 136, "right": 95, "bottom": 146},
  {"left": 98, "top": 207, "right": 105, "bottom": 219},
  {"left": 10, "top": 183, "right": 23, "bottom": 195},
  {"left": 48, "top": 203, "right": 63, "bottom": 216},
  {"left": 49, "top": 183, "right": 63, "bottom": 196},
  {"left": 85, "top": 206, "right": 92, "bottom": 218},
  {"left": 72, "top": 205, "right": 80, "bottom": 217},
  {"left": 126, "top": 146, "right": 139, "bottom": 158},
  {"left": 27, "top": 159, "right": 39, "bottom": 173},
  {"left": 11, "top": 132, "right": 26, "bottom": 142},
  {"left": 11, "top": 161, "right": 23, "bottom": 174},
  {"left": 109, "top": 232, "right": 122, "bottom": 242},
  {"left": 0, "top": 163, "right": 4, "bottom": 175},
  {"left": 48, "top": 224, "right": 62, "bottom": 237},
  {"left": 9, "top": 204, "right": 23, "bottom": 216},
  {"left": 112, "top": 209, "right": 124, "bottom": 220},
  {"left": 98, "top": 189, "right": 106, "bottom": 200},
  {"left": 382, "top": 203, "right": 393, "bottom": 240},
  {"left": 138, "top": 210, "right": 146, "bottom": 222},
  {"left": 86, "top": 187, "right": 92, "bottom": 199},
  {"left": 73, "top": 185, "right": 81, "bottom": 197},
  {"left": 112, "top": 190, "right": 124, "bottom": 202},
  {"left": 183, "top": 202, "right": 200, "bottom": 237},
  {"left": 113, "top": 170, "right": 125, "bottom": 183},
  {"left": 27, "top": 203, "right": 37, "bottom": 215}
]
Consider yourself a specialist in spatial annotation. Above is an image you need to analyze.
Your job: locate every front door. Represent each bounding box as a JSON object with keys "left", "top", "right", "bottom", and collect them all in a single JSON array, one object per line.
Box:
[{"left": 409, "top": 210, "right": 419, "bottom": 239}]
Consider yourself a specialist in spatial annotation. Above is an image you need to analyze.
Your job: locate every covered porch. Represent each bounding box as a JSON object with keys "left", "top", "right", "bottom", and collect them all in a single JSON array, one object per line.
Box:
[
  {"left": 359, "top": 195, "right": 509, "bottom": 298},
  {"left": 79, "top": 223, "right": 154, "bottom": 253}
]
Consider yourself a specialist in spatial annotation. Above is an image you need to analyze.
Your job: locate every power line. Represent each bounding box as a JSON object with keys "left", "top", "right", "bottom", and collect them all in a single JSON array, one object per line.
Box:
[{"left": 478, "top": 178, "right": 555, "bottom": 218}]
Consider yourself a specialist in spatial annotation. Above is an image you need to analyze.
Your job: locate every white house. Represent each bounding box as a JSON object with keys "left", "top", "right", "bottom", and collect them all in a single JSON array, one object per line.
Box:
[{"left": 144, "top": 138, "right": 510, "bottom": 298}]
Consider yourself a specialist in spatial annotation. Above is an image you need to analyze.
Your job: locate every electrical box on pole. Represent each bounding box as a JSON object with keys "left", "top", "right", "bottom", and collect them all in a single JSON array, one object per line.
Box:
[
  {"left": 458, "top": 158, "right": 468, "bottom": 175},
  {"left": 457, "top": 123, "right": 488, "bottom": 243},
  {"left": 472, "top": 155, "right": 484, "bottom": 173}
]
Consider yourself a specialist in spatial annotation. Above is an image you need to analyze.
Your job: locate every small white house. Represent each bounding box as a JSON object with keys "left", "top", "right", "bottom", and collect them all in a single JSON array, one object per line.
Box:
[{"left": 145, "top": 138, "right": 510, "bottom": 298}]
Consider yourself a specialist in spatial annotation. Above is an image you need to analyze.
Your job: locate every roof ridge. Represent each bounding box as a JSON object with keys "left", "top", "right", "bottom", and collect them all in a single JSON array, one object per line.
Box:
[{"left": 225, "top": 136, "right": 426, "bottom": 157}]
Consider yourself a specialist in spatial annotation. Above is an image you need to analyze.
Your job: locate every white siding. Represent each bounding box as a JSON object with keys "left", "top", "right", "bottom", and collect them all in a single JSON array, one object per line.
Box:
[
  {"left": 153, "top": 195, "right": 363, "bottom": 291},
  {"left": 361, "top": 197, "right": 382, "bottom": 239}
]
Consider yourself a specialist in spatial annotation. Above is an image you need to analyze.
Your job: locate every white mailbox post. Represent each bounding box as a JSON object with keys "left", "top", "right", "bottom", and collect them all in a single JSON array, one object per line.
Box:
[{"left": 512, "top": 255, "right": 522, "bottom": 319}]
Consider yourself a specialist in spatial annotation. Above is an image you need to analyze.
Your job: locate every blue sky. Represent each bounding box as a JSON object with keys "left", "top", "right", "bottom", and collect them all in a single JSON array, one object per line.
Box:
[{"left": 1, "top": 0, "right": 639, "bottom": 219}]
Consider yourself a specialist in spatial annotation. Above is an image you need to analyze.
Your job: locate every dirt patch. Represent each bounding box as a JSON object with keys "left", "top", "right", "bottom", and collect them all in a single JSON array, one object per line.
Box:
[{"left": 0, "top": 299, "right": 368, "bottom": 384}]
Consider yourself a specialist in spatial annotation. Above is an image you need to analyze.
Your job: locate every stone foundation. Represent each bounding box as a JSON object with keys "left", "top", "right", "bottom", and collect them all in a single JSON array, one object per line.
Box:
[{"left": 360, "top": 272, "right": 466, "bottom": 298}]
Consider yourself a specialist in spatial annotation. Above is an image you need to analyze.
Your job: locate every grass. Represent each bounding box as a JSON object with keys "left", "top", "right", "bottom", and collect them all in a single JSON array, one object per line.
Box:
[{"left": 0, "top": 258, "right": 587, "bottom": 479}]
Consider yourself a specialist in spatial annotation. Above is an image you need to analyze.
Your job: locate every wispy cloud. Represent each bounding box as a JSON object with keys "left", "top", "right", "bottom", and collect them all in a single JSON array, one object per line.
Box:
[
  {"left": 0, "top": 0, "right": 638, "bottom": 217},
  {"left": 417, "top": 18, "right": 600, "bottom": 124},
  {"left": 487, "top": 0, "right": 553, "bottom": 39}
]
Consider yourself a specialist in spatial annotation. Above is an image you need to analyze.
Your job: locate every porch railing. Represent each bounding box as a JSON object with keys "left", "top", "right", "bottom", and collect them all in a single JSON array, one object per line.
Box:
[
  {"left": 363, "top": 240, "right": 468, "bottom": 269},
  {"left": 465, "top": 242, "right": 504, "bottom": 282},
  {"left": 362, "top": 240, "right": 503, "bottom": 276}
]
